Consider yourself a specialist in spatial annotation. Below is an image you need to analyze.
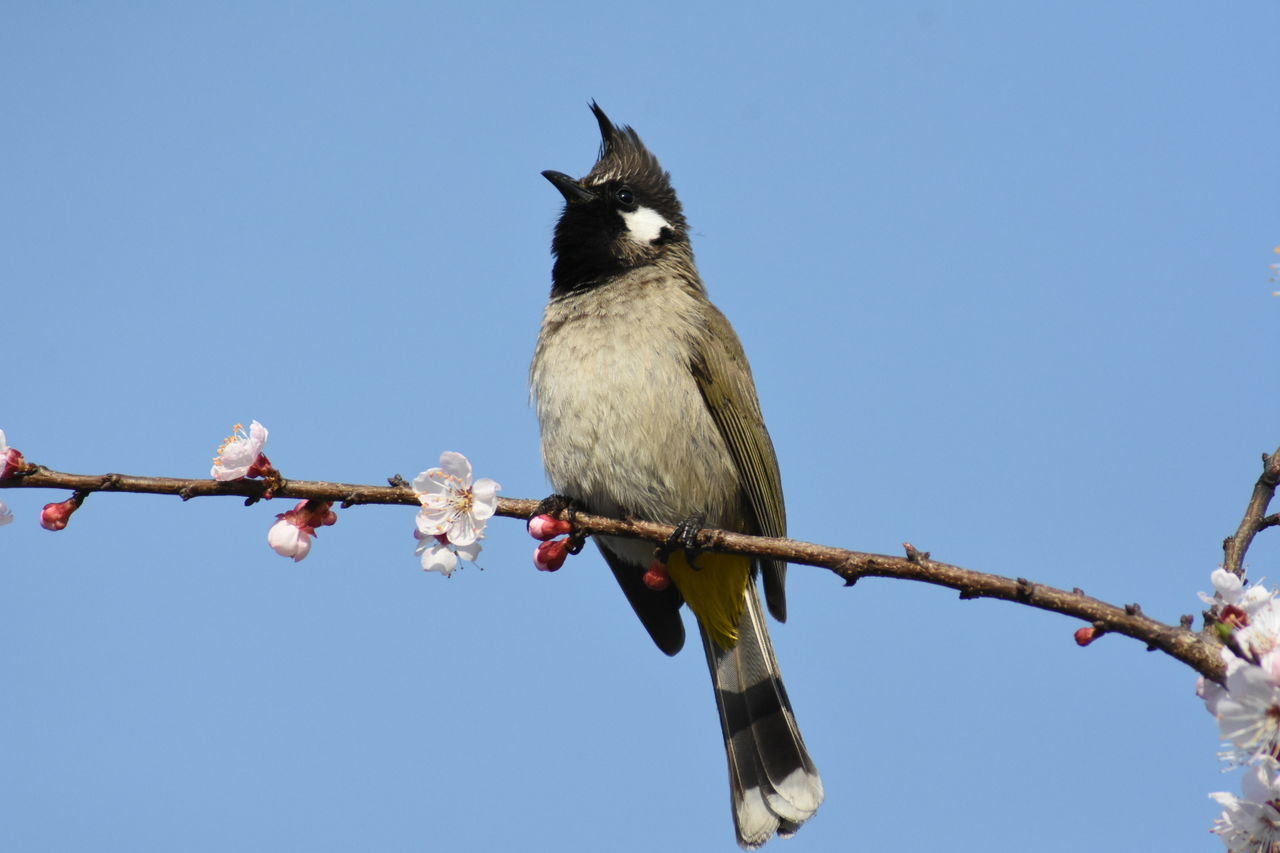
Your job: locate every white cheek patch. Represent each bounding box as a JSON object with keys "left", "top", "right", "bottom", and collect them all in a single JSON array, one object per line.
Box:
[{"left": 620, "top": 206, "right": 671, "bottom": 245}]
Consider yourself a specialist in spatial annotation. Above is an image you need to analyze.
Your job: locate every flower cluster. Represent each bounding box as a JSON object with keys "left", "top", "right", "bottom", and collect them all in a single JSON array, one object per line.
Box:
[
  {"left": 412, "top": 452, "right": 499, "bottom": 577},
  {"left": 1201, "top": 568, "right": 1280, "bottom": 850},
  {"left": 8, "top": 421, "right": 506, "bottom": 578},
  {"left": 210, "top": 420, "right": 334, "bottom": 560}
]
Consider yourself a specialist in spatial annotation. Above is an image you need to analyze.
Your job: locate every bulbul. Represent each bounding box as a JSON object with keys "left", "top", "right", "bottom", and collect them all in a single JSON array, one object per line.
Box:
[{"left": 530, "top": 104, "right": 824, "bottom": 848}]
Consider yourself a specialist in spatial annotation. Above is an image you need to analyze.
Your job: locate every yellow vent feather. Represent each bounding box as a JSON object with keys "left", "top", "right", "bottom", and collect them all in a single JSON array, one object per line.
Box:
[{"left": 665, "top": 550, "right": 750, "bottom": 650}]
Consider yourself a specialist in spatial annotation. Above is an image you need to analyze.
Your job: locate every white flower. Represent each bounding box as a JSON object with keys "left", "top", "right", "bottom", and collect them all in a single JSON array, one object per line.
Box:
[
  {"left": 1202, "top": 568, "right": 1276, "bottom": 616},
  {"left": 415, "top": 530, "right": 484, "bottom": 577},
  {"left": 212, "top": 421, "right": 270, "bottom": 480},
  {"left": 1239, "top": 602, "right": 1280, "bottom": 663},
  {"left": 412, "top": 451, "right": 500, "bottom": 547},
  {"left": 1206, "top": 568, "right": 1247, "bottom": 603},
  {"left": 268, "top": 517, "right": 314, "bottom": 562},
  {"left": 1201, "top": 675, "right": 1229, "bottom": 719},
  {"left": 1211, "top": 763, "right": 1280, "bottom": 851},
  {"left": 0, "top": 500, "right": 12, "bottom": 526},
  {"left": 417, "top": 538, "right": 456, "bottom": 575},
  {"left": 1218, "top": 662, "right": 1280, "bottom": 764}
]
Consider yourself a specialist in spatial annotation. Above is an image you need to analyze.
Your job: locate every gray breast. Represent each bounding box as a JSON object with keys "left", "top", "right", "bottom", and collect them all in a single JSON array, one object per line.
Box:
[{"left": 530, "top": 271, "right": 744, "bottom": 537}]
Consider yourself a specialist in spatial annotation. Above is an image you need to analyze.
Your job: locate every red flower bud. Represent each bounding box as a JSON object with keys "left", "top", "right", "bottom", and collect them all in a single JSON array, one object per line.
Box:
[
  {"left": 534, "top": 538, "right": 571, "bottom": 572},
  {"left": 41, "top": 497, "right": 82, "bottom": 531},
  {"left": 642, "top": 561, "right": 671, "bottom": 591},
  {"left": 528, "top": 514, "right": 573, "bottom": 541},
  {"left": 1074, "top": 626, "right": 1098, "bottom": 647}
]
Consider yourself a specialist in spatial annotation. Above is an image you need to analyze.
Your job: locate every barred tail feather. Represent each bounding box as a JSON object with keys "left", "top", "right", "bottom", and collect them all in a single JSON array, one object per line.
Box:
[{"left": 702, "top": 585, "right": 823, "bottom": 848}]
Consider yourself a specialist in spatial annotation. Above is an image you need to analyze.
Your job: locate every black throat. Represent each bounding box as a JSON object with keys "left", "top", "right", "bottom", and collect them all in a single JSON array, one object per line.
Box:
[{"left": 547, "top": 203, "right": 630, "bottom": 296}]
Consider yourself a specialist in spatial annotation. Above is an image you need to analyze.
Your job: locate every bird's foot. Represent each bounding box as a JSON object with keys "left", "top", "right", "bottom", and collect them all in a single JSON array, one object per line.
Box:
[
  {"left": 529, "top": 494, "right": 581, "bottom": 539},
  {"left": 657, "top": 511, "right": 708, "bottom": 570},
  {"left": 532, "top": 493, "right": 579, "bottom": 521}
]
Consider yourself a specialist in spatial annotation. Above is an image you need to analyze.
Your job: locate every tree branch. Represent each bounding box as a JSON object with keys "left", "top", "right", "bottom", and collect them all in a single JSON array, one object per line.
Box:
[
  {"left": 1222, "top": 446, "right": 1280, "bottom": 577},
  {"left": 2, "top": 464, "right": 1227, "bottom": 682}
]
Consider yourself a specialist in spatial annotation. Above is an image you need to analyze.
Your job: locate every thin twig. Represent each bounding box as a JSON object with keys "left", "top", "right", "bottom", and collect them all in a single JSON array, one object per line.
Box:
[{"left": 1222, "top": 446, "right": 1280, "bottom": 577}]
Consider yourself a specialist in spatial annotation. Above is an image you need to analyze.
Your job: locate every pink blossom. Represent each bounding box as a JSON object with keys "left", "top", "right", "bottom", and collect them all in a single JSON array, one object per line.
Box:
[
  {"left": 212, "top": 421, "right": 273, "bottom": 481},
  {"left": 267, "top": 499, "right": 337, "bottom": 562}
]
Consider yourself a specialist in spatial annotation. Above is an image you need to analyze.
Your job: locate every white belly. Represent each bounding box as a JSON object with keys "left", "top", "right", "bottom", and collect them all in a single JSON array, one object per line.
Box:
[{"left": 530, "top": 271, "right": 743, "bottom": 564}]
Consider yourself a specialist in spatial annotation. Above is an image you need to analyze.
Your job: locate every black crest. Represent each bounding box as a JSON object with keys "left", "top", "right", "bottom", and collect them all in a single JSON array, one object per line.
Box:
[
  {"left": 584, "top": 102, "right": 675, "bottom": 199},
  {"left": 545, "top": 104, "right": 691, "bottom": 295}
]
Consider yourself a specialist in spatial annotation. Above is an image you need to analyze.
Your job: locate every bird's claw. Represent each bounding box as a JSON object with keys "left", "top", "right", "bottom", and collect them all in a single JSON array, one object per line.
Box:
[
  {"left": 658, "top": 512, "right": 708, "bottom": 569},
  {"left": 532, "top": 493, "right": 578, "bottom": 521}
]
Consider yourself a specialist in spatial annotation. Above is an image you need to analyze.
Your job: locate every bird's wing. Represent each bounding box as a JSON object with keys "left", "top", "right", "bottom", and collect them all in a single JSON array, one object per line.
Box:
[{"left": 689, "top": 304, "right": 790, "bottom": 622}]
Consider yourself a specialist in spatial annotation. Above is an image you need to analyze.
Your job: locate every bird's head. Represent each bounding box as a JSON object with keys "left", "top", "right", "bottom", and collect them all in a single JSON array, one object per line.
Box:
[{"left": 544, "top": 103, "right": 690, "bottom": 293}]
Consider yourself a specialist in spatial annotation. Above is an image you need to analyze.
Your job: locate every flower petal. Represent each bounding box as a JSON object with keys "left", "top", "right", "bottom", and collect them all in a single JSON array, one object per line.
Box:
[
  {"left": 447, "top": 512, "right": 479, "bottom": 547},
  {"left": 418, "top": 541, "right": 459, "bottom": 576},
  {"left": 413, "top": 468, "right": 456, "bottom": 498},
  {"left": 268, "top": 518, "right": 312, "bottom": 561},
  {"left": 437, "top": 451, "right": 473, "bottom": 486},
  {"left": 416, "top": 505, "right": 452, "bottom": 537},
  {"left": 454, "top": 540, "right": 483, "bottom": 563},
  {"left": 1212, "top": 568, "right": 1244, "bottom": 601},
  {"left": 248, "top": 420, "right": 268, "bottom": 451},
  {"left": 410, "top": 470, "right": 436, "bottom": 496},
  {"left": 471, "top": 478, "right": 501, "bottom": 520}
]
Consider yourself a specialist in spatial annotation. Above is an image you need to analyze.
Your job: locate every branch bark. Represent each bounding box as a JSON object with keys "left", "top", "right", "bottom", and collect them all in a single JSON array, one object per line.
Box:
[
  {"left": 1222, "top": 446, "right": 1280, "bottom": 577},
  {"left": 3, "top": 464, "right": 1227, "bottom": 682}
]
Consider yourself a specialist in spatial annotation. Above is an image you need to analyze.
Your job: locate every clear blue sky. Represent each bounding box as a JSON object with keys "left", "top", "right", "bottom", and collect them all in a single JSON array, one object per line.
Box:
[{"left": 3, "top": 3, "right": 1277, "bottom": 851}]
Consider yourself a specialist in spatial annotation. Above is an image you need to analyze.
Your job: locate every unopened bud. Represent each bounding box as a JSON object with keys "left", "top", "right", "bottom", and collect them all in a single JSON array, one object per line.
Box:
[
  {"left": 41, "top": 496, "right": 83, "bottom": 531},
  {"left": 1074, "top": 626, "right": 1098, "bottom": 647},
  {"left": 534, "top": 538, "right": 571, "bottom": 572},
  {"left": 642, "top": 561, "right": 671, "bottom": 591},
  {"left": 528, "top": 514, "right": 573, "bottom": 541},
  {"left": 268, "top": 516, "right": 313, "bottom": 561}
]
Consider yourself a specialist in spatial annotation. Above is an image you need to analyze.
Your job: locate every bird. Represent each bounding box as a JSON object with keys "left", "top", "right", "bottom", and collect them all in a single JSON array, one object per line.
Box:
[{"left": 529, "top": 103, "right": 824, "bottom": 848}]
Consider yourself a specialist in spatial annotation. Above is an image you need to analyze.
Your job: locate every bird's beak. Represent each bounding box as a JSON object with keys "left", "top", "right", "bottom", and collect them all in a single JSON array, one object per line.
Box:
[{"left": 542, "top": 170, "right": 596, "bottom": 204}]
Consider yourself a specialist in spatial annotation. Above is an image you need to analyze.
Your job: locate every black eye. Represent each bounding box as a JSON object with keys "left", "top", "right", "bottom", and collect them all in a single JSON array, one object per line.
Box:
[{"left": 614, "top": 187, "right": 635, "bottom": 206}]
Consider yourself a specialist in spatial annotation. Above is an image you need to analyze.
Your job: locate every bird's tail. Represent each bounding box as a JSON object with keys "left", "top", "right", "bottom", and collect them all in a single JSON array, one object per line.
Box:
[{"left": 702, "top": 584, "right": 824, "bottom": 848}]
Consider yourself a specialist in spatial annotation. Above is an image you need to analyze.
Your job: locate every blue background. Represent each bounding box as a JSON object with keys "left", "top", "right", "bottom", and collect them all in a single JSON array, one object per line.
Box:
[{"left": 3, "top": 3, "right": 1277, "bottom": 851}]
